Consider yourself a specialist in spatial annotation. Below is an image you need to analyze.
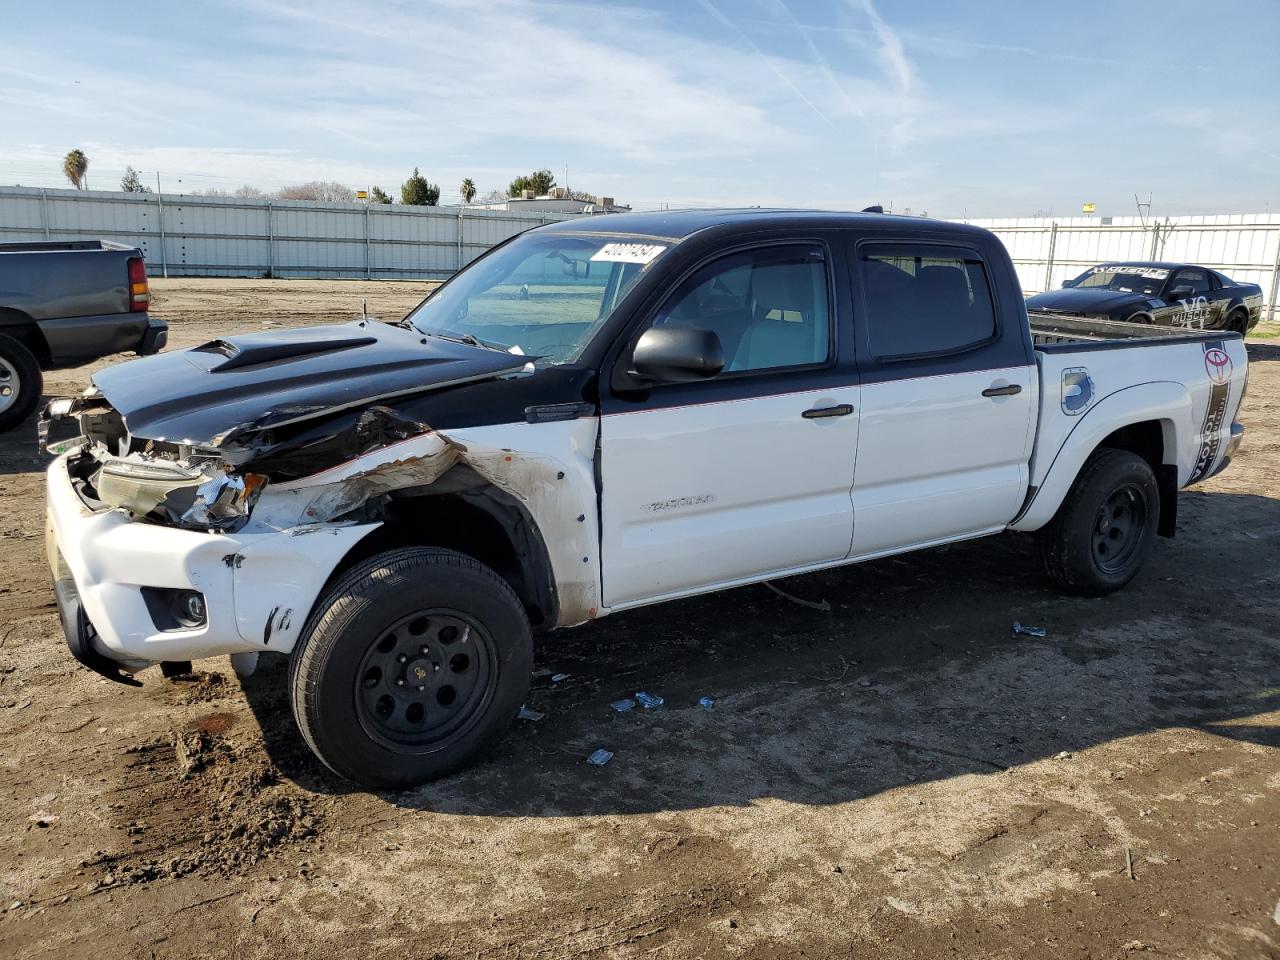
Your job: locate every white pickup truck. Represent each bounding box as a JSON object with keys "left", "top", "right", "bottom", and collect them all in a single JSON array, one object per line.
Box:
[{"left": 42, "top": 210, "right": 1248, "bottom": 787}]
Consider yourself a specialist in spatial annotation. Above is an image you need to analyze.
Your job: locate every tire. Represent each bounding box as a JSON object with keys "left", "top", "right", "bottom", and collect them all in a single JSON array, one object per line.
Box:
[
  {"left": 1226, "top": 309, "right": 1249, "bottom": 335},
  {"left": 290, "top": 547, "right": 532, "bottom": 789},
  {"left": 1037, "top": 449, "right": 1160, "bottom": 597},
  {"left": 0, "top": 333, "right": 42, "bottom": 433},
  {"left": 1124, "top": 312, "right": 1153, "bottom": 325}
]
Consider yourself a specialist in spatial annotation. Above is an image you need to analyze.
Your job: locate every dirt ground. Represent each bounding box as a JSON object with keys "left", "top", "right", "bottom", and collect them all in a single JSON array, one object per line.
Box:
[{"left": 1, "top": 278, "right": 1278, "bottom": 960}]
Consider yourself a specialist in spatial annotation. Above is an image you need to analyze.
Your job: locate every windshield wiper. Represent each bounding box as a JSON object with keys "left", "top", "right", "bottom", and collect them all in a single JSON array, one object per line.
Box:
[{"left": 424, "top": 330, "right": 509, "bottom": 353}]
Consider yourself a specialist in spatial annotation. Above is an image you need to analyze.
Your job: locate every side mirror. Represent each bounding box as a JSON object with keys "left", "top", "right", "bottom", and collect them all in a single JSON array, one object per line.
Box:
[
  {"left": 1167, "top": 284, "right": 1194, "bottom": 300},
  {"left": 631, "top": 327, "right": 725, "bottom": 383},
  {"left": 1060, "top": 280, "right": 1072, "bottom": 289}
]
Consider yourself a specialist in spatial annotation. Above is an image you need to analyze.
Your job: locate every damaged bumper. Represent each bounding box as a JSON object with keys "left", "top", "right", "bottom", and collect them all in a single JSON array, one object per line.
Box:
[{"left": 45, "top": 453, "right": 379, "bottom": 672}]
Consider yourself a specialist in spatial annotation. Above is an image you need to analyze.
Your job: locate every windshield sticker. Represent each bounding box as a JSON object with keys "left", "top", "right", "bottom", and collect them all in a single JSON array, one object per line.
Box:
[
  {"left": 1094, "top": 265, "right": 1169, "bottom": 280},
  {"left": 590, "top": 243, "right": 667, "bottom": 264}
]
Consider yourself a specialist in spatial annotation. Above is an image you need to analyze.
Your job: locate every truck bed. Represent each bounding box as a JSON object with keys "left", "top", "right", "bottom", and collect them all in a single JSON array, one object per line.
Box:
[{"left": 1029, "top": 311, "right": 1223, "bottom": 349}]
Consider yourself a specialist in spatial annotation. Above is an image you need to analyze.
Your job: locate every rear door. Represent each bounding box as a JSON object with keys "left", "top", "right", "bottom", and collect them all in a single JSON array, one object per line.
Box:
[
  {"left": 846, "top": 239, "right": 1036, "bottom": 558},
  {"left": 598, "top": 241, "right": 859, "bottom": 608}
]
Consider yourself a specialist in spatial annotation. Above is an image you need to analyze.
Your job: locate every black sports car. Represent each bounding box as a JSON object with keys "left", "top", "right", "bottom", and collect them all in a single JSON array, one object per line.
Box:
[{"left": 1026, "top": 261, "right": 1263, "bottom": 333}]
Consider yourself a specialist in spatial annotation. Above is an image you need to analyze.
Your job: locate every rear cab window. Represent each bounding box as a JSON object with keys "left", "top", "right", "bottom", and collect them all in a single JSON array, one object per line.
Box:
[
  {"left": 857, "top": 242, "right": 998, "bottom": 360},
  {"left": 845, "top": 235, "right": 1032, "bottom": 380}
]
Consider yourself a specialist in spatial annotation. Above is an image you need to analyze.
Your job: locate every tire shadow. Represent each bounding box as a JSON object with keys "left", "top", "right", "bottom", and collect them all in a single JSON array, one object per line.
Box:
[{"left": 240, "top": 489, "right": 1280, "bottom": 817}]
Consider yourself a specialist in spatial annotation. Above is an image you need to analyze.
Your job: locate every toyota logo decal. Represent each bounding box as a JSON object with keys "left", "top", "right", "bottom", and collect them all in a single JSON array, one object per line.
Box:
[{"left": 1204, "top": 347, "right": 1232, "bottom": 386}]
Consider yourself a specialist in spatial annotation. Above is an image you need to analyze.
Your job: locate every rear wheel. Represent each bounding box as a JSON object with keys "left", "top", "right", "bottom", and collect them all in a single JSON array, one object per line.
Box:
[
  {"left": 1226, "top": 309, "right": 1249, "bottom": 335},
  {"left": 0, "top": 334, "right": 42, "bottom": 433},
  {"left": 290, "top": 547, "right": 532, "bottom": 788},
  {"left": 1124, "top": 311, "right": 1153, "bottom": 325},
  {"left": 1038, "top": 449, "right": 1160, "bottom": 596}
]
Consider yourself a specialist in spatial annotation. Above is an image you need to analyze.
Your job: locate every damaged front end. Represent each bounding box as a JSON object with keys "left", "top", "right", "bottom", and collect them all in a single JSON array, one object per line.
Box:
[{"left": 41, "top": 391, "right": 266, "bottom": 532}]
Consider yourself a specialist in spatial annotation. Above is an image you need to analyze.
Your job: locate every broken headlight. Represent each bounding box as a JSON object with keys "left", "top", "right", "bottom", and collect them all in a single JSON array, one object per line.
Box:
[{"left": 95, "top": 457, "right": 266, "bottom": 531}]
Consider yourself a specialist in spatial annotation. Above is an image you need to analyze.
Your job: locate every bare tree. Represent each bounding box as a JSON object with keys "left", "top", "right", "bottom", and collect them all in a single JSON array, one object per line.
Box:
[
  {"left": 62, "top": 149, "right": 89, "bottom": 190},
  {"left": 277, "top": 181, "right": 356, "bottom": 202}
]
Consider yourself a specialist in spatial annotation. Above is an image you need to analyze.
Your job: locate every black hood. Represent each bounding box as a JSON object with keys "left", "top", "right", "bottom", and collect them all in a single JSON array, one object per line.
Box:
[
  {"left": 91, "top": 321, "right": 530, "bottom": 445},
  {"left": 1025, "top": 287, "right": 1150, "bottom": 315}
]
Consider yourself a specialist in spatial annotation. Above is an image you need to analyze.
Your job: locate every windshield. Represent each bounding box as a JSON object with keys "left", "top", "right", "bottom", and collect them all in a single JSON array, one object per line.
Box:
[
  {"left": 1066, "top": 264, "right": 1168, "bottom": 296},
  {"left": 405, "top": 232, "right": 669, "bottom": 363}
]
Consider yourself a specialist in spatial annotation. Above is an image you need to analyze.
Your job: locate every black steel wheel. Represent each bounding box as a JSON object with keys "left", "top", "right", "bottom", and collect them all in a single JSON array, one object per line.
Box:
[
  {"left": 1090, "top": 483, "right": 1147, "bottom": 575},
  {"left": 1038, "top": 449, "right": 1160, "bottom": 596},
  {"left": 291, "top": 547, "right": 533, "bottom": 788},
  {"left": 354, "top": 610, "right": 497, "bottom": 752}
]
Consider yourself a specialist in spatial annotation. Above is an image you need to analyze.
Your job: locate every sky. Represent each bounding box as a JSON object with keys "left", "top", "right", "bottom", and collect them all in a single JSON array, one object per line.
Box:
[{"left": 1, "top": 0, "right": 1277, "bottom": 218}]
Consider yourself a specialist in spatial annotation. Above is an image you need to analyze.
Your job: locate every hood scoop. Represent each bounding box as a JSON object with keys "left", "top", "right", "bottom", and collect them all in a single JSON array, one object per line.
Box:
[
  {"left": 189, "top": 328, "right": 378, "bottom": 372},
  {"left": 91, "top": 320, "right": 533, "bottom": 446}
]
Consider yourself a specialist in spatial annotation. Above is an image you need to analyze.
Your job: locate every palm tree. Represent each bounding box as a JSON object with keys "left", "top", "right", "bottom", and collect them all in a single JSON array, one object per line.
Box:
[
  {"left": 460, "top": 178, "right": 476, "bottom": 204},
  {"left": 62, "top": 149, "right": 89, "bottom": 190}
]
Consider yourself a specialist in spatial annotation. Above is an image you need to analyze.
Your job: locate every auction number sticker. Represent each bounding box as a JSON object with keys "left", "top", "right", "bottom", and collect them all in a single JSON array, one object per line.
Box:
[{"left": 590, "top": 243, "right": 667, "bottom": 264}]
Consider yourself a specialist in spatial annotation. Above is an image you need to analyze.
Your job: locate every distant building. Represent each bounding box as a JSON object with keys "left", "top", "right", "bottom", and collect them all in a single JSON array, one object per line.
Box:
[{"left": 472, "top": 188, "right": 631, "bottom": 215}]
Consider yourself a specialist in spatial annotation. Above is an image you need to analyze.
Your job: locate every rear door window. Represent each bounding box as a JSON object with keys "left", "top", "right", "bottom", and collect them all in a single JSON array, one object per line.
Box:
[{"left": 857, "top": 243, "right": 997, "bottom": 360}]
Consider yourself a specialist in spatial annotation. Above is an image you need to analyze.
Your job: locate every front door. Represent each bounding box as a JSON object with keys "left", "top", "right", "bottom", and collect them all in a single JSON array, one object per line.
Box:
[
  {"left": 847, "top": 239, "right": 1036, "bottom": 558},
  {"left": 599, "top": 242, "right": 859, "bottom": 608}
]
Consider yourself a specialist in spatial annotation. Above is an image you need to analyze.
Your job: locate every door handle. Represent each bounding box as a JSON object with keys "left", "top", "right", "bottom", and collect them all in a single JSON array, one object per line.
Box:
[
  {"left": 981, "top": 384, "right": 1022, "bottom": 398},
  {"left": 802, "top": 403, "right": 855, "bottom": 419}
]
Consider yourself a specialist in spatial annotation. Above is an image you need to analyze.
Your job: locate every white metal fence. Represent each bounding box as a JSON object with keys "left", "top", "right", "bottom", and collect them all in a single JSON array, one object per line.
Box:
[
  {"left": 3, "top": 187, "right": 1278, "bottom": 320},
  {"left": 965, "top": 213, "right": 1280, "bottom": 319},
  {"left": 0, "top": 185, "right": 578, "bottom": 280}
]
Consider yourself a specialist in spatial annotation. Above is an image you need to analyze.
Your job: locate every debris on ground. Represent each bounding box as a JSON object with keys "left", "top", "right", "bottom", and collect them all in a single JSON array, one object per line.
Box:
[
  {"left": 586, "top": 748, "right": 613, "bottom": 767},
  {"left": 551, "top": 673, "right": 571, "bottom": 683},
  {"left": 1013, "top": 621, "right": 1048, "bottom": 637},
  {"left": 27, "top": 811, "right": 59, "bottom": 828},
  {"left": 517, "top": 705, "right": 544, "bottom": 722},
  {"left": 610, "top": 698, "right": 636, "bottom": 713},
  {"left": 763, "top": 581, "right": 831, "bottom": 612},
  {"left": 1056, "top": 751, "right": 1073, "bottom": 760},
  {"left": 635, "top": 691, "right": 664, "bottom": 709},
  {"left": 698, "top": 696, "right": 716, "bottom": 710}
]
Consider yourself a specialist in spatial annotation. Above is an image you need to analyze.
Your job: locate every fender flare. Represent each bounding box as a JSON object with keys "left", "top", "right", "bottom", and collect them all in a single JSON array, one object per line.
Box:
[{"left": 1010, "top": 381, "right": 1191, "bottom": 533}]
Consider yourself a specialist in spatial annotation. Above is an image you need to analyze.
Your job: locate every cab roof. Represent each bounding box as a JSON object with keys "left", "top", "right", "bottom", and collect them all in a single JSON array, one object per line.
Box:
[{"left": 536, "top": 208, "right": 991, "bottom": 243}]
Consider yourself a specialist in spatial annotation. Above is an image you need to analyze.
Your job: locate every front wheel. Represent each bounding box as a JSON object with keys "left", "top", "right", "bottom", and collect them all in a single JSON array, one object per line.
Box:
[
  {"left": 1037, "top": 449, "right": 1160, "bottom": 597},
  {"left": 290, "top": 547, "right": 533, "bottom": 788}
]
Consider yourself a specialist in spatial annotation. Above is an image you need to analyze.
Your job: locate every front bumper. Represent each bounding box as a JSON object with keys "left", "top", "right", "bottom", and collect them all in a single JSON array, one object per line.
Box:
[{"left": 45, "top": 452, "right": 377, "bottom": 674}]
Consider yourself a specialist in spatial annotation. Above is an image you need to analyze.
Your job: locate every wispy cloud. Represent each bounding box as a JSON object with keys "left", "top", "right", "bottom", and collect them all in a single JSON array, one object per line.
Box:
[
  {"left": 691, "top": 0, "right": 837, "bottom": 128},
  {"left": 856, "top": 0, "right": 915, "bottom": 93},
  {"left": 0, "top": 0, "right": 1274, "bottom": 216}
]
